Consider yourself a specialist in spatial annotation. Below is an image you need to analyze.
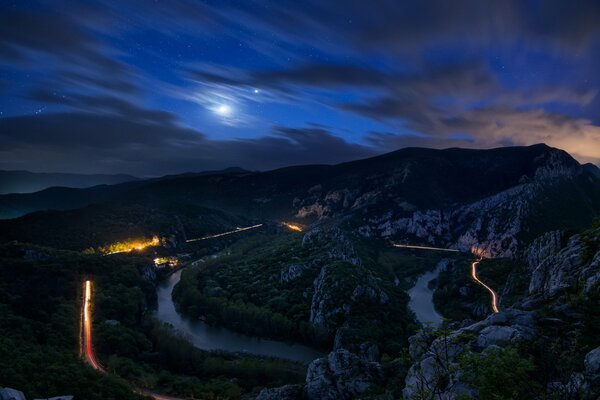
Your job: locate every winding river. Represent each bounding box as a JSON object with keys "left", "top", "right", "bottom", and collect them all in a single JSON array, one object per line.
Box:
[
  {"left": 407, "top": 261, "right": 446, "bottom": 327},
  {"left": 155, "top": 269, "right": 323, "bottom": 364}
]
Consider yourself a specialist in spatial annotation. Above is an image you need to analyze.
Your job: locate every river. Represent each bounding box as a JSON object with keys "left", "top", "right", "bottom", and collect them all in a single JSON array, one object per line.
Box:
[
  {"left": 407, "top": 261, "right": 446, "bottom": 327},
  {"left": 155, "top": 269, "right": 323, "bottom": 364}
]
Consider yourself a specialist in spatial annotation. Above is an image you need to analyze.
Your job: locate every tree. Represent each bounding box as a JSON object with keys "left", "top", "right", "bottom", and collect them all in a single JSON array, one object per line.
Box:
[{"left": 460, "top": 346, "right": 540, "bottom": 400}]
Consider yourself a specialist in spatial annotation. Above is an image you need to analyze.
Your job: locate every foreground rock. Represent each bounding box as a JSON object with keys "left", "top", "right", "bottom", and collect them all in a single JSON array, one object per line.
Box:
[
  {"left": 403, "top": 309, "right": 535, "bottom": 399},
  {"left": 255, "top": 385, "right": 303, "bottom": 400},
  {"left": 305, "top": 349, "right": 383, "bottom": 400}
]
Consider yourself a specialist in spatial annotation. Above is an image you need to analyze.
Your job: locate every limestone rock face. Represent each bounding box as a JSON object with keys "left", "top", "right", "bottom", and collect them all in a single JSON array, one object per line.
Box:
[
  {"left": 527, "top": 234, "right": 600, "bottom": 298},
  {"left": 0, "top": 388, "right": 26, "bottom": 400},
  {"left": 280, "top": 263, "right": 312, "bottom": 283},
  {"left": 529, "top": 235, "right": 584, "bottom": 297},
  {"left": 524, "top": 230, "right": 562, "bottom": 271},
  {"left": 585, "top": 346, "right": 600, "bottom": 386},
  {"left": 309, "top": 264, "right": 390, "bottom": 330},
  {"left": 305, "top": 349, "right": 383, "bottom": 400}
]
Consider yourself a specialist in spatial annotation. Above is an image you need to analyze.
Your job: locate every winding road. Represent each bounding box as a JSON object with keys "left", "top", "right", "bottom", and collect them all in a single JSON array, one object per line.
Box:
[
  {"left": 471, "top": 260, "right": 500, "bottom": 313},
  {"left": 81, "top": 280, "right": 183, "bottom": 400},
  {"left": 186, "top": 223, "right": 263, "bottom": 242},
  {"left": 392, "top": 243, "right": 460, "bottom": 252},
  {"left": 393, "top": 243, "right": 500, "bottom": 315}
]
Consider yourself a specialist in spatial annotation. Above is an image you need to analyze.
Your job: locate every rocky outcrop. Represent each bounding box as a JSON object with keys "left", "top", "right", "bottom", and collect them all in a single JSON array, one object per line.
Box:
[
  {"left": 305, "top": 349, "right": 383, "bottom": 400},
  {"left": 280, "top": 263, "right": 313, "bottom": 283},
  {"left": 452, "top": 183, "right": 535, "bottom": 257},
  {"left": 0, "top": 388, "right": 73, "bottom": 400},
  {"left": 0, "top": 388, "right": 26, "bottom": 400},
  {"left": 379, "top": 210, "right": 450, "bottom": 244},
  {"left": 310, "top": 266, "right": 346, "bottom": 327},
  {"left": 529, "top": 235, "right": 585, "bottom": 297},
  {"left": 584, "top": 346, "right": 600, "bottom": 387},
  {"left": 309, "top": 264, "right": 389, "bottom": 329},
  {"left": 351, "top": 276, "right": 389, "bottom": 305},
  {"left": 295, "top": 189, "right": 357, "bottom": 219},
  {"left": 367, "top": 182, "right": 541, "bottom": 258},
  {"left": 403, "top": 309, "right": 536, "bottom": 399},
  {"left": 255, "top": 384, "right": 302, "bottom": 400},
  {"left": 524, "top": 230, "right": 562, "bottom": 271},
  {"left": 303, "top": 227, "right": 361, "bottom": 266},
  {"left": 584, "top": 250, "right": 600, "bottom": 292}
]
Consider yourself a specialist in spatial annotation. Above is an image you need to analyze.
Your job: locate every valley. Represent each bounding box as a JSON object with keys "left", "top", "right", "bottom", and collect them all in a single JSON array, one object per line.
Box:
[
  {"left": 1, "top": 144, "right": 600, "bottom": 399},
  {"left": 5, "top": 3, "right": 600, "bottom": 399}
]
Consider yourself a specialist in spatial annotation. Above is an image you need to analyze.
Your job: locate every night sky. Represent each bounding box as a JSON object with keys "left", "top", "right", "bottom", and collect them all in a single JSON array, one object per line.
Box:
[{"left": 1, "top": 0, "right": 600, "bottom": 176}]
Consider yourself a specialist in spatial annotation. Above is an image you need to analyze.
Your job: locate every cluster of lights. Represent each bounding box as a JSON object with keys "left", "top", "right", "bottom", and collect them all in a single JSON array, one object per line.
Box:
[
  {"left": 282, "top": 222, "right": 303, "bottom": 232},
  {"left": 153, "top": 257, "right": 179, "bottom": 268},
  {"left": 101, "top": 236, "right": 160, "bottom": 255}
]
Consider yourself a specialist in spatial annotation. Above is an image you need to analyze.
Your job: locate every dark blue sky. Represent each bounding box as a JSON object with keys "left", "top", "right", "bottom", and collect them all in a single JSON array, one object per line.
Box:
[{"left": 1, "top": 0, "right": 600, "bottom": 175}]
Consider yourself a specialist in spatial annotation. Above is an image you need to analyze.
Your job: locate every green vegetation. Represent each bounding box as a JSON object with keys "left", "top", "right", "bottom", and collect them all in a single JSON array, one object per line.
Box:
[
  {"left": 0, "top": 244, "right": 143, "bottom": 399},
  {"left": 0, "top": 243, "right": 305, "bottom": 399},
  {"left": 460, "top": 347, "right": 539, "bottom": 400},
  {"left": 174, "top": 232, "right": 331, "bottom": 347},
  {"left": 0, "top": 202, "right": 250, "bottom": 250},
  {"left": 174, "top": 229, "right": 421, "bottom": 359},
  {"left": 432, "top": 259, "right": 485, "bottom": 321},
  {"left": 433, "top": 257, "right": 526, "bottom": 321}
]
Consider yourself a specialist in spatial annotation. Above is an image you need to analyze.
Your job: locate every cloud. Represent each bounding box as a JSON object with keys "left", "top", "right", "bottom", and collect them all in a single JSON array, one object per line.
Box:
[
  {"left": 59, "top": 70, "right": 139, "bottom": 95},
  {"left": 2, "top": 0, "right": 600, "bottom": 175},
  {"left": 0, "top": 113, "right": 376, "bottom": 175},
  {"left": 366, "top": 107, "right": 600, "bottom": 163},
  {"left": 28, "top": 90, "right": 176, "bottom": 125},
  {"left": 0, "top": 3, "right": 125, "bottom": 74}
]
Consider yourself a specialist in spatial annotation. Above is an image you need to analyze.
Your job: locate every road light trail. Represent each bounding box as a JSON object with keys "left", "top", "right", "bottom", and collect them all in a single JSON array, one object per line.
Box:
[
  {"left": 392, "top": 243, "right": 460, "bottom": 252},
  {"left": 186, "top": 223, "right": 263, "bottom": 242},
  {"left": 390, "top": 243, "right": 499, "bottom": 314},
  {"left": 471, "top": 260, "right": 500, "bottom": 313},
  {"left": 83, "top": 280, "right": 104, "bottom": 372},
  {"left": 82, "top": 280, "right": 184, "bottom": 400}
]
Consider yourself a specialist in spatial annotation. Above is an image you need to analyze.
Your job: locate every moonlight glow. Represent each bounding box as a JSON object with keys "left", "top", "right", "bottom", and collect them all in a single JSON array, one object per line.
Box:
[{"left": 215, "top": 104, "right": 232, "bottom": 116}]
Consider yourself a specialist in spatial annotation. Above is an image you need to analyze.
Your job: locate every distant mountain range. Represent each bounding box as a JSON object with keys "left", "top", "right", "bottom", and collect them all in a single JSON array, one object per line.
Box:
[
  {"left": 0, "top": 170, "right": 139, "bottom": 195},
  {"left": 1, "top": 144, "right": 600, "bottom": 256}
]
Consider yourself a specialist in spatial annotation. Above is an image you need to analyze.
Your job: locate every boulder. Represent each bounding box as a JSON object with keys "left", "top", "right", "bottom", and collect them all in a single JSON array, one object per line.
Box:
[
  {"left": 0, "top": 388, "right": 26, "bottom": 400},
  {"left": 585, "top": 346, "right": 600, "bottom": 382}
]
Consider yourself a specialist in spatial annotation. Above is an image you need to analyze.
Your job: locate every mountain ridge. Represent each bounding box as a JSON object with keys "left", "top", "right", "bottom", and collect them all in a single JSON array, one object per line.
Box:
[{"left": 1, "top": 143, "right": 599, "bottom": 257}]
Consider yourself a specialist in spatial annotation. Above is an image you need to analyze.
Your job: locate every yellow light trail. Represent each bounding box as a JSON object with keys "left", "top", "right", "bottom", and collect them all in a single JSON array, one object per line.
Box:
[
  {"left": 392, "top": 243, "right": 460, "bottom": 252},
  {"left": 282, "top": 222, "right": 303, "bottom": 232},
  {"left": 471, "top": 260, "right": 500, "bottom": 313},
  {"left": 186, "top": 223, "right": 263, "bottom": 242}
]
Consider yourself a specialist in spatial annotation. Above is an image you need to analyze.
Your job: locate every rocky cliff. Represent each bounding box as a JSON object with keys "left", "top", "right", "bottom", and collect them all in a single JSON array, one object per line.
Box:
[{"left": 403, "top": 228, "right": 600, "bottom": 399}]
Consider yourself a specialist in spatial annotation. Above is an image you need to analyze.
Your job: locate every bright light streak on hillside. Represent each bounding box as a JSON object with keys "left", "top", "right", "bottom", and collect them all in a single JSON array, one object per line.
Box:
[
  {"left": 471, "top": 260, "right": 500, "bottom": 313},
  {"left": 102, "top": 236, "right": 160, "bottom": 255},
  {"left": 81, "top": 280, "right": 183, "bottom": 399},
  {"left": 83, "top": 280, "right": 104, "bottom": 372},
  {"left": 392, "top": 243, "right": 460, "bottom": 252},
  {"left": 282, "top": 222, "right": 303, "bottom": 231},
  {"left": 186, "top": 224, "right": 263, "bottom": 242}
]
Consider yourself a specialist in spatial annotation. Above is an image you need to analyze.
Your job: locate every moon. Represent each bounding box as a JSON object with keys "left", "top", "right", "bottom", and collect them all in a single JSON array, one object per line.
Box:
[{"left": 215, "top": 104, "right": 232, "bottom": 116}]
